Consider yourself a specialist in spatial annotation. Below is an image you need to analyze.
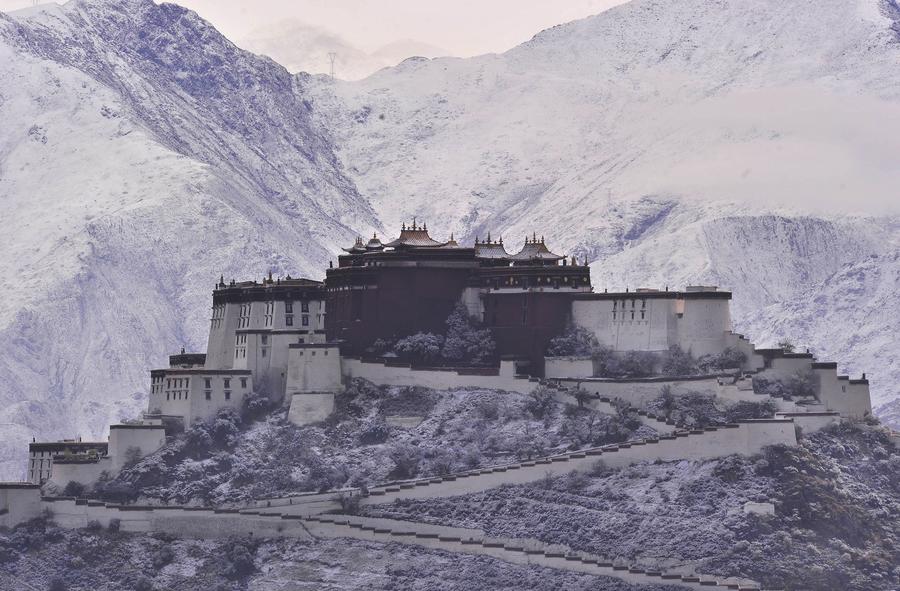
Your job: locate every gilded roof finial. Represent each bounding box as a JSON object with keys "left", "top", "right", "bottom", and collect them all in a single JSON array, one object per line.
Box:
[
  {"left": 499, "top": 235, "right": 503, "bottom": 244},
  {"left": 402, "top": 222, "right": 406, "bottom": 230},
  {"left": 487, "top": 231, "right": 492, "bottom": 242},
  {"left": 412, "top": 216, "right": 417, "bottom": 230},
  {"left": 423, "top": 221, "right": 427, "bottom": 230}
]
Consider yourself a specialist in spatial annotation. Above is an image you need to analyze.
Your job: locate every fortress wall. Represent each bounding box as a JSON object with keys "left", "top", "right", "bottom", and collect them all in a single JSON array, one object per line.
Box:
[
  {"left": 108, "top": 425, "right": 167, "bottom": 472},
  {"left": 675, "top": 299, "right": 731, "bottom": 357},
  {"left": 544, "top": 357, "right": 594, "bottom": 378},
  {"left": 287, "top": 345, "right": 342, "bottom": 394},
  {"left": 0, "top": 485, "right": 41, "bottom": 528},
  {"left": 723, "top": 333, "right": 765, "bottom": 371},
  {"left": 50, "top": 457, "right": 113, "bottom": 488},
  {"left": 341, "top": 358, "right": 536, "bottom": 395},
  {"left": 758, "top": 356, "right": 815, "bottom": 382},
  {"left": 571, "top": 299, "right": 673, "bottom": 353},
  {"left": 775, "top": 412, "right": 840, "bottom": 433},
  {"left": 554, "top": 377, "right": 722, "bottom": 406},
  {"left": 205, "top": 302, "right": 241, "bottom": 370}
]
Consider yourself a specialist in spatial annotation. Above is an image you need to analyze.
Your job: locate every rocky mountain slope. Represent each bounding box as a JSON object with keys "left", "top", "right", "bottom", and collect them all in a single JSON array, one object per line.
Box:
[
  {"left": 1, "top": 0, "right": 899, "bottom": 478},
  {"left": 0, "top": 0, "right": 379, "bottom": 478}
]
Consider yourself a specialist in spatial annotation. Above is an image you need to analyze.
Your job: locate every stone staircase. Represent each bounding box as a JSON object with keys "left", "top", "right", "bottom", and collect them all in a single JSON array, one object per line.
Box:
[{"left": 41, "top": 498, "right": 779, "bottom": 590}]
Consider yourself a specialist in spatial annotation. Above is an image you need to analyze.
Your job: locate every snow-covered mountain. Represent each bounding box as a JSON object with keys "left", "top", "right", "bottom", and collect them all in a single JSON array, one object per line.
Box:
[
  {"left": 307, "top": 0, "right": 900, "bottom": 405},
  {"left": 0, "top": 0, "right": 379, "bottom": 478},
  {"left": 0, "top": 0, "right": 898, "bottom": 478},
  {"left": 237, "top": 20, "right": 447, "bottom": 80}
]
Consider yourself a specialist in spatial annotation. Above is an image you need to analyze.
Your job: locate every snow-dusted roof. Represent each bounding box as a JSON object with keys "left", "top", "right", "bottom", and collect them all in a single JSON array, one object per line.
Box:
[
  {"left": 342, "top": 236, "right": 367, "bottom": 253},
  {"left": 383, "top": 221, "right": 448, "bottom": 248},
  {"left": 509, "top": 235, "right": 564, "bottom": 262},
  {"left": 474, "top": 236, "right": 510, "bottom": 259}
]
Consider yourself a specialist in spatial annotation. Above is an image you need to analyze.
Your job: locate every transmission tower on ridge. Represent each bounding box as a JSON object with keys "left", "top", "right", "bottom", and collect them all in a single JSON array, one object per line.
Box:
[{"left": 327, "top": 52, "right": 337, "bottom": 79}]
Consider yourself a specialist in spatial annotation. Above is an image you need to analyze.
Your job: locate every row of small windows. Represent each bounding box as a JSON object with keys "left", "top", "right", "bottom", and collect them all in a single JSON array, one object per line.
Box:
[
  {"left": 613, "top": 310, "right": 646, "bottom": 320},
  {"left": 612, "top": 299, "right": 647, "bottom": 309},
  {"left": 168, "top": 390, "right": 236, "bottom": 401},
  {"left": 225, "top": 301, "right": 318, "bottom": 329}
]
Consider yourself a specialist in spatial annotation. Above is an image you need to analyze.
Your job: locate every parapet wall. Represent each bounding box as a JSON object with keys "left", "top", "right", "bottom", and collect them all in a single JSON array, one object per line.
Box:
[
  {"left": 553, "top": 375, "right": 724, "bottom": 406},
  {"left": 341, "top": 358, "right": 537, "bottom": 394},
  {"left": 50, "top": 457, "right": 113, "bottom": 488}
]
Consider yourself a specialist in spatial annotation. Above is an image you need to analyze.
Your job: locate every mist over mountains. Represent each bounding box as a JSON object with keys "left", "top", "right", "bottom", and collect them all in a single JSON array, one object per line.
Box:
[{"left": 0, "top": 0, "right": 897, "bottom": 478}]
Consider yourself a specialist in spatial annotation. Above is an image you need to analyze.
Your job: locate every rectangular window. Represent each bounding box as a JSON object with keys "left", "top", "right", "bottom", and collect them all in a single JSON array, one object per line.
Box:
[
  {"left": 224, "top": 378, "right": 231, "bottom": 388},
  {"left": 286, "top": 315, "right": 293, "bottom": 326},
  {"left": 204, "top": 378, "right": 211, "bottom": 389},
  {"left": 240, "top": 378, "right": 247, "bottom": 388},
  {"left": 301, "top": 301, "right": 309, "bottom": 313},
  {"left": 224, "top": 391, "right": 231, "bottom": 401},
  {"left": 261, "top": 335, "right": 268, "bottom": 345},
  {"left": 302, "top": 315, "right": 309, "bottom": 327},
  {"left": 205, "top": 391, "right": 211, "bottom": 400},
  {"left": 261, "top": 348, "right": 267, "bottom": 358},
  {"left": 285, "top": 302, "right": 293, "bottom": 313}
]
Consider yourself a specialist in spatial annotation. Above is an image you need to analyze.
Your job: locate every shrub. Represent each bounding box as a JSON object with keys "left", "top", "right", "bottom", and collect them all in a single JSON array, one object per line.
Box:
[
  {"left": 524, "top": 387, "right": 556, "bottom": 419},
  {"left": 223, "top": 541, "right": 256, "bottom": 579},
  {"left": 107, "top": 518, "right": 121, "bottom": 533},
  {"left": 572, "top": 389, "right": 592, "bottom": 408},
  {"left": 394, "top": 332, "right": 444, "bottom": 363},
  {"left": 152, "top": 545, "right": 175, "bottom": 568},
  {"left": 591, "top": 344, "right": 617, "bottom": 376},
  {"left": 48, "top": 578, "right": 67, "bottom": 591},
  {"left": 62, "top": 481, "right": 86, "bottom": 498},
  {"left": 338, "top": 493, "right": 361, "bottom": 515},
  {"left": 698, "top": 347, "right": 747, "bottom": 371},
  {"left": 777, "top": 339, "right": 796, "bottom": 353},
  {"left": 241, "top": 391, "right": 273, "bottom": 422},
  {"left": 474, "top": 397, "right": 500, "bottom": 420},
  {"left": 366, "top": 338, "right": 395, "bottom": 356},
  {"left": 753, "top": 371, "right": 818, "bottom": 400},
  {"left": 358, "top": 421, "right": 390, "bottom": 445},
  {"left": 85, "top": 520, "right": 103, "bottom": 532},
  {"left": 387, "top": 443, "right": 422, "bottom": 479},
  {"left": 613, "top": 350, "right": 658, "bottom": 377},
  {"left": 441, "top": 303, "right": 496, "bottom": 364},
  {"left": 133, "top": 576, "right": 154, "bottom": 591},
  {"left": 547, "top": 325, "right": 598, "bottom": 357},
  {"left": 661, "top": 345, "right": 697, "bottom": 376},
  {"left": 725, "top": 400, "right": 778, "bottom": 422}
]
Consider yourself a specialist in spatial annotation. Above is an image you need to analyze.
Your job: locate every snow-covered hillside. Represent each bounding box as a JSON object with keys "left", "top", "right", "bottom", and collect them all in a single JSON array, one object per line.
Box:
[{"left": 0, "top": 0, "right": 898, "bottom": 478}]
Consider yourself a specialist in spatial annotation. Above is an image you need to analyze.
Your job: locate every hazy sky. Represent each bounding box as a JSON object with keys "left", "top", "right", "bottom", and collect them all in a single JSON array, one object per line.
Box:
[{"left": 1, "top": 0, "right": 628, "bottom": 56}]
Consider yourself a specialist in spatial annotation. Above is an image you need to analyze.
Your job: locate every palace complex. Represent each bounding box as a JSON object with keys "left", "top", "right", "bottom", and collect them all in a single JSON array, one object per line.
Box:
[{"left": 7, "top": 221, "right": 871, "bottom": 513}]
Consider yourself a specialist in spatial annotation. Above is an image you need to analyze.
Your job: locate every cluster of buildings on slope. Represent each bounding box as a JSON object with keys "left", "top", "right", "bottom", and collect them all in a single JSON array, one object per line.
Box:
[{"left": 16, "top": 221, "right": 872, "bottom": 494}]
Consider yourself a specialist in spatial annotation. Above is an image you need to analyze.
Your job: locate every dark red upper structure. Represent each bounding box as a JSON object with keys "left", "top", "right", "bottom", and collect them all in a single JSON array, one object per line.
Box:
[{"left": 325, "top": 221, "right": 592, "bottom": 371}]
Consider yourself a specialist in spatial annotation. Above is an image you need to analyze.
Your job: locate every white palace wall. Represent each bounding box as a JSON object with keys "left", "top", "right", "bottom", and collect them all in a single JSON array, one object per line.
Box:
[
  {"left": 108, "top": 425, "right": 167, "bottom": 472},
  {"left": 571, "top": 294, "right": 731, "bottom": 358}
]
